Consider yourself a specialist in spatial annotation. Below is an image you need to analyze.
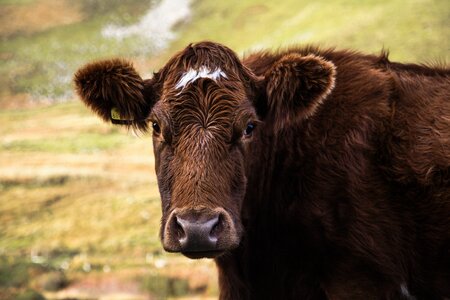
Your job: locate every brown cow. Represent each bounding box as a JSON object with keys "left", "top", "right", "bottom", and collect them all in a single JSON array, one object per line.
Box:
[{"left": 74, "top": 41, "right": 450, "bottom": 299}]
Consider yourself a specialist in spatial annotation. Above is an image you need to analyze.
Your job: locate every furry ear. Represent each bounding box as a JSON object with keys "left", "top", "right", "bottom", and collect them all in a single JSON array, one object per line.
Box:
[
  {"left": 265, "top": 53, "right": 336, "bottom": 130},
  {"left": 74, "top": 59, "right": 157, "bottom": 131}
]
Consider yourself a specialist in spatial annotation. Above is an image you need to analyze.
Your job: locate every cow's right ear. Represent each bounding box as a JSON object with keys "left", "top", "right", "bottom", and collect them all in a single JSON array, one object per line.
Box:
[{"left": 74, "top": 59, "right": 159, "bottom": 131}]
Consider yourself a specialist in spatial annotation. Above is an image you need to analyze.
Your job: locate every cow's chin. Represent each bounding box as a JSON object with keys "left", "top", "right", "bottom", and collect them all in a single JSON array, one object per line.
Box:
[{"left": 182, "top": 250, "right": 226, "bottom": 259}]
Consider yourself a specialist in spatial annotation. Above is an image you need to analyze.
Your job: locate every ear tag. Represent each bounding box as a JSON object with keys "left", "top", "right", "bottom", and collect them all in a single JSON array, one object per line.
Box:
[
  {"left": 111, "top": 107, "right": 133, "bottom": 124},
  {"left": 111, "top": 107, "right": 124, "bottom": 120}
]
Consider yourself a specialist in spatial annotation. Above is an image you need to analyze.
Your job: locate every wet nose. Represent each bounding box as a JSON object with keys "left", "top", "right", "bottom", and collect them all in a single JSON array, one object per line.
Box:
[{"left": 175, "top": 214, "right": 220, "bottom": 252}]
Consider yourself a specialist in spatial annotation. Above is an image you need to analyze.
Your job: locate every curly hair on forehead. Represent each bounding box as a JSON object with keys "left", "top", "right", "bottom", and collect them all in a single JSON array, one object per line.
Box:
[
  {"left": 174, "top": 42, "right": 243, "bottom": 71},
  {"left": 168, "top": 79, "right": 249, "bottom": 143}
]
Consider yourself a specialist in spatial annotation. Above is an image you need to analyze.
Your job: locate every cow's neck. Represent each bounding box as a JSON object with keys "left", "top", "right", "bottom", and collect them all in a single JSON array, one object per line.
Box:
[
  {"left": 243, "top": 124, "right": 307, "bottom": 223},
  {"left": 218, "top": 122, "right": 324, "bottom": 297}
]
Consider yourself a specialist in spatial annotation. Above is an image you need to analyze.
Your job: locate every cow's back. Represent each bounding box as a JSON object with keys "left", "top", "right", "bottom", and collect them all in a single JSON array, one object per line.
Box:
[{"left": 385, "top": 67, "right": 450, "bottom": 187}]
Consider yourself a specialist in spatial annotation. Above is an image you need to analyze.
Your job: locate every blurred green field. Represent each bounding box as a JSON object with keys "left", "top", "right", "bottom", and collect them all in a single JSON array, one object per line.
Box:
[
  {"left": 171, "top": 0, "right": 450, "bottom": 60},
  {"left": 1, "top": 0, "right": 448, "bottom": 104},
  {"left": 0, "top": 0, "right": 449, "bottom": 299},
  {"left": 0, "top": 102, "right": 217, "bottom": 299}
]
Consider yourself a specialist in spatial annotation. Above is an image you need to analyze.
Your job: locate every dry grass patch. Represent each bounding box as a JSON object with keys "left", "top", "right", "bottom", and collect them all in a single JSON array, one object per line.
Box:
[{"left": 0, "top": 0, "right": 83, "bottom": 37}]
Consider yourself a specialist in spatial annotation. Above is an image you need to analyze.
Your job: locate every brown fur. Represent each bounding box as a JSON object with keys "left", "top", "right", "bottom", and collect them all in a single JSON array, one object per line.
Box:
[{"left": 74, "top": 41, "right": 450, "bottom": 299}]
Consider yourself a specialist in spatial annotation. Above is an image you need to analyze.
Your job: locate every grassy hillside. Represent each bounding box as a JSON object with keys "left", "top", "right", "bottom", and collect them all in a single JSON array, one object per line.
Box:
[
  {"left": 170, "top": 0, "right": 449, "bottom": 62},
  {"left": 0, "top": 0, "right": 160, "bottom": 106},
  {"left": 1, "top": 0, "right": 448, "bottom": 105},
  {"left": 0, "top": 102, "right": 217, "bottom": 299},
  {"left": 0, "top": 0, "right": 448, "bottom": 299}
]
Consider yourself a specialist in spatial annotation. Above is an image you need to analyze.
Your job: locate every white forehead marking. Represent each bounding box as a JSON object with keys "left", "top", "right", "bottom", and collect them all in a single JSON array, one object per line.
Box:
[{"left": 175, "top": 66, "right": 227, "bottom": 90}]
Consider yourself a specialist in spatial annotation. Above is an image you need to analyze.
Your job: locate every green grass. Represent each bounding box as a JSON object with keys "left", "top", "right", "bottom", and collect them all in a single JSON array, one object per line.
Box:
[
  {"left": 0, "top": 101, "right": 162, "bottom": 296},
  {"left": 0, "top": 101, "right": 154, "bottom": 164},
  {"left": 0, "top": 133, "right": 126, "bottom": 153},
  {"left": 0, "top": 0, "right": 35, "bottom": 4},
  {"left": 170, "top": 0, "right": 449, "bottom": 62},
  {"left": 1, "top": 15, "right": 157, "bottom": 96},
  {"left": 0, "top": 101, "right": 139, "bottom": 153},
  {"left": 0, "top": 101, "right": 159, "bottom": 255},
  {"left": 0, "top": 100, "right": 218, "bottom": 298},
  {"left": 0, "top": 177, "right": 161, "bottom": 254},
  {"left": 0, "top": 0, "right": 157, "bottom": 101}
]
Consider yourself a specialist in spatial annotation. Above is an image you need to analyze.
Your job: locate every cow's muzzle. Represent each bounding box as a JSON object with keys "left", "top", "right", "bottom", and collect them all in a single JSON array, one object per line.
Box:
[{"left": 163, "top": 207, "right": 239, "bottom": 258}]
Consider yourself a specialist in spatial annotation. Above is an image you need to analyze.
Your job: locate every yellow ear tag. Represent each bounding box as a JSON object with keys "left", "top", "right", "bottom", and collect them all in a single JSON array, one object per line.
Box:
[
  {"left": 111, "top": 107, "right": 125, "bottom": 120},
  {"left": 110, "top": 106, "right": 137, "bottom": 126},
  {"left": 110, "top": 107, "right": 134, "bottom": 125}
]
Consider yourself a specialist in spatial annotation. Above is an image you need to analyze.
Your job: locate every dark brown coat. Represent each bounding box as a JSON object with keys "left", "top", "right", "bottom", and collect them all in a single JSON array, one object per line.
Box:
[{"left": 74, "top": 41, "right": 450, "bottom": 299}]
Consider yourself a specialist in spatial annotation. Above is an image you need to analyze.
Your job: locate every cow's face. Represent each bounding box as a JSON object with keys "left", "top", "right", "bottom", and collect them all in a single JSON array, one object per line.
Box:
[
  {"left": 151, "top": 59, "right": 260, "bottom": 258},
  {"left": 74, "top": 41, "right": 336, "bottom": 259}
]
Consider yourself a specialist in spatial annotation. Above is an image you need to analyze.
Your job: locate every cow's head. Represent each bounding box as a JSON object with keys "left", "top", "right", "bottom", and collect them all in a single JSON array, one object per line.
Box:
[{"left": 74, "top": 41, "right": 335, "bottom": 259}]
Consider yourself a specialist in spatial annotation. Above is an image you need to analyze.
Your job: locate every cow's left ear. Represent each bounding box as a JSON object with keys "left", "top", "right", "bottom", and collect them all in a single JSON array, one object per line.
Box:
[
  {"left": 263, "top": 53, "right": 336, "bottom": 131},
  {"left": 74, "top": 59, "right": 160, "bottom": 131}
]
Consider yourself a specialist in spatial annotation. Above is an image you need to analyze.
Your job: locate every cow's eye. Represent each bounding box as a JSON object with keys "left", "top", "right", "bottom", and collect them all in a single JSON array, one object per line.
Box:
[
  {"left": 243, "top": 122, "right": 255, "bottom": 138},
  {"left": 152, "top": 122, "right": 161, "bottom": 134}
]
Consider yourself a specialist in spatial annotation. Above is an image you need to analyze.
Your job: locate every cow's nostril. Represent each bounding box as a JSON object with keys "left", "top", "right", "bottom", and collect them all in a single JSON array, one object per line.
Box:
[
  {"left": 205, "top": 216, "right": 219, "bottom": 243},
  {"left": 174, "top": 216, "right": 186, "bottom": 240},
  {"left": 210, "top": 214, "right": 223, "bottom": 238}
]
